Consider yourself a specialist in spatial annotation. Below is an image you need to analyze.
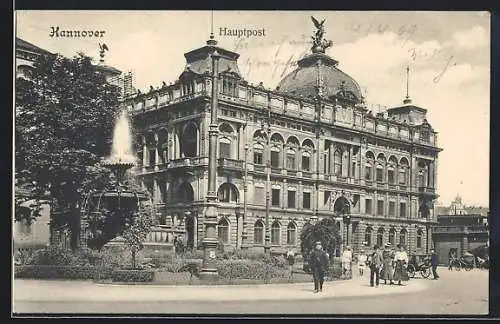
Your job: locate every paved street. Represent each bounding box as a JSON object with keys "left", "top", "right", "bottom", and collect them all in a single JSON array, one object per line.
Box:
[{"left": 13, "top": 267, "right": 488, "bottom": 315}]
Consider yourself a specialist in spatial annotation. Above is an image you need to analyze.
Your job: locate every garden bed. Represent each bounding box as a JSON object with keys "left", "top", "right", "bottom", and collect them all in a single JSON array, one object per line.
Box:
[
  {"left": 15, "top": 265, "right": 115, "bottom": 280},
  {"left": 95, "top": 270, "right": 343, "bottom": 286},
  {"left": 14, "top": 265, "right": 154, "bottom": 282}
]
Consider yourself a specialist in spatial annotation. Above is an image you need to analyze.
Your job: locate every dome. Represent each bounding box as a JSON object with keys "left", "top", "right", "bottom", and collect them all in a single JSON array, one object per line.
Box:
[{"left": 277, "top": 53, "right": 362, "bottom": 103}]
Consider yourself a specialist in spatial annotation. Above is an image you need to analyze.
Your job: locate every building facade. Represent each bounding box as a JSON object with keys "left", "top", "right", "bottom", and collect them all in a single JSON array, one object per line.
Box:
[
  {"left": 433, "top": 196, "right": 489, "bottom": 264},
  {"left": 123, "top": 26, "right": 441, "bottom": 254}
]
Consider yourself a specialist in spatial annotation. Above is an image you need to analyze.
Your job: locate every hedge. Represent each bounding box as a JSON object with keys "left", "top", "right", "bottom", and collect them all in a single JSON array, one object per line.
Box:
[
  {"left": 111, "top": 269, "right": 154, "bottom": 282},
  {"left": 215, "top": 259, "right": 289, "bottom": 281},
  {"left": 14, "top": 265, "right": 114, "bottom": 280},
  {"left": 14, "top": 265, "right": 154, "bottom": 282}
]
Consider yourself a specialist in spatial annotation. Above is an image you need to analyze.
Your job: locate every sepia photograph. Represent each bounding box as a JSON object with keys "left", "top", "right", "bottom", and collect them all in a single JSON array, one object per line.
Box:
[{"left": 13, "top": 10, "right": 490, "bottom": 315}]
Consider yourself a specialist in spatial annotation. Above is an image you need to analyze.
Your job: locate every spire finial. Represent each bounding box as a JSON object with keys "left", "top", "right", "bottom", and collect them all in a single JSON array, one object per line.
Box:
[
  {"left": 98, "top": 43, "right": 109, "bottom": 65},
  {"left": 403, "top": 64, "right": 412, "bottom": 104},
  {"left": 207, "top": 10, "right": 218, "bottom": 46}
]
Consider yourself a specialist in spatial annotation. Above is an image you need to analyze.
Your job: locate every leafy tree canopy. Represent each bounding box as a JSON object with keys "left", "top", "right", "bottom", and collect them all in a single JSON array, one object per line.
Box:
[
  {"left": 300, "top": 217, "right": 342, "bottom": 260},
  {"left": 15, "top": 52, "right": 120, "bottom": 249}
]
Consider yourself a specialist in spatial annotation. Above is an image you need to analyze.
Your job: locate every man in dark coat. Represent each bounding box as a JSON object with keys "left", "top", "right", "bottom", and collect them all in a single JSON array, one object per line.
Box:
[
  {"left": 430, "top": 248, "right": 440, "bottom": 280},
  {"left": 369, "top": 244, "right": 384, "bottom": 287},
  {"left": 309, "top": 241, "right": 329, "bottom": 293}
]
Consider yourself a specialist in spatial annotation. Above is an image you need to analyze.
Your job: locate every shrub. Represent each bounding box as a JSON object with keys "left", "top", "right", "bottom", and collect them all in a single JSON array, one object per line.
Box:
[
  {"left": 111, "top": 269, "right": 154, "bottom": 282},
  {"left": 14, "top": 265, "right": 113, "bottom": 280},
  {"left": 215, "top": 259, "right": 288, "bottom": 282},
  {"left": 29, "top": 245, "right": 82, "bottom": 266},
  {"left": 14, "top": 248, "right": 39, "bottom": 266}
]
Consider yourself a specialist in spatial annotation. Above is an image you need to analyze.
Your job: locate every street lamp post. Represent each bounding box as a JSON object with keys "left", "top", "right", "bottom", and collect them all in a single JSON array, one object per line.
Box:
[
  {"left": 242, "top": 144, "right": 249, "bottom": 249},
  {"left": 184, "top": 210, "right": 191, "bottom": 250},
  {"left": 343, "top": 213, "right": 351, "bottom": 248},
  {"left": 199, "top": 44, "right": 220, "bottom": 281},
  {"left": 262, "top": 119, "right": 271, "bottom": 255}
]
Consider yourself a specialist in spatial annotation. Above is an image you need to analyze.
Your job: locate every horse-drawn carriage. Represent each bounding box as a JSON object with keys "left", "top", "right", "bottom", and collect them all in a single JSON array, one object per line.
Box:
[{"left": 407, "top": 254, "right": 432, "bottom": 279}]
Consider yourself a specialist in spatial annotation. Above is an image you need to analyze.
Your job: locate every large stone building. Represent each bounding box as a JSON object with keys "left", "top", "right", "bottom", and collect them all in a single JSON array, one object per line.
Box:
[
  {"left": 433, "top": 196, "right": 489, "bottom": 264},
  {"left": 123, "top": 24, "right": 441, "bottom": 255}
]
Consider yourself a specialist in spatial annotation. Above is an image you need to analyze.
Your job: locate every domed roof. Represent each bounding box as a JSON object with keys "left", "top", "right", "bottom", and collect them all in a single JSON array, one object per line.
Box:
[{"left": 277, "top": 53, "right": 362, "bottom": 103}]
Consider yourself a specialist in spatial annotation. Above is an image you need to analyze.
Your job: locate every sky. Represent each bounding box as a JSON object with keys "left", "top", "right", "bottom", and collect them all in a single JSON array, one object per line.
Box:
[{"left": 15, "top": 11, "right": 490, "bottom": 207}]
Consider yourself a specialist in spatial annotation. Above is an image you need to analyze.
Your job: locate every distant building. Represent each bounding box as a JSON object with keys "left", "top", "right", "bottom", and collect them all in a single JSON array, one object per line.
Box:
[
  {"left": 432, "top": 195, "right": 489, "bottom": 264},
  {"left": 15, "top": 37, "right": 55, "bottom": 78}
]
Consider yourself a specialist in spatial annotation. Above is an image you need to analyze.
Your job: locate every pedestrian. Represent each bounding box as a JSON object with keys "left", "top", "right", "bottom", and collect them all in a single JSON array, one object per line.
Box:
[
  {"left": 286, "top": 249, "right": 296, "bottom": 280},
  {"left": 448, "top": 248, "right": 456, "bottom": 271},
  {"left": 308, "top": 241, "right": 329, "bottom": 293},
  {"left": 430, "top": 248, "right": 440, "bottom": 280},
  {"left": 358, "top": 249, "right": 368, "bottom": 277},
  {"left": 393, "top": 244, "right": 409, "bottom": 285},
  {"left": 341, "top": 246, "right": 353, "bottom": 278},
  {"left": 369, "top": 244, "right": 383, "bottom": 287},
  {"left": 381, "top": 243, "right": 395, "bottom": 285}
]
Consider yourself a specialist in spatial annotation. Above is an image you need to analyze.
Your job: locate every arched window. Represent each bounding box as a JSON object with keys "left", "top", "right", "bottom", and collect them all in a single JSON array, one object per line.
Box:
[
  {"left": 253, "top": 143, "right": 264, "bottom": 165},
  {"left": 157, "top": 129, "right": 168, "bottom": 165},
  {"left": 377, "top": 228, "right": 384, "bottom": 247},
  {"left": 287, "top": 222, "right": 297, "bottom": 245},
  {"left": 376, "top": 154, "right": 386, "bottom": 183},
  {"left": 388, "top": 156, "right": 397, "bottom": 184},
  {"left": 177, "top": 182, "right": 194, "bottom": 202},
  {"left": 270, "top": 133, "right": 284, "bottom": 168},
  {"left": 301, "top": 151, "right": 311, "bottom": 172},
  {"left": 376, "top": 165, "right": 384, "bottom": 183},
  {"left": 181, "top": 123, "right": 198, "bottom": 157},
  {"left": 364, "top": 227, "right": 372, "bottom": 247},
  {"left": 389, "top": 228, "right": 396, "bottom": 245},
  {"left": 334, "top": 149, "right": 342, "bottom": 176},
  {"left": 400, "top": 229, "right": 407, "bottom": 246},
  {"left": 217, "top": 218, "right": 229, "bottom": 243},
  {"left": 219, "top": 137, "right": 231, "bottom": 159},
  {"left": 254, "top": 220, "right": 264, "bottom": 244},
  {"left": 217, "top": 183, "right": 239, "bottom": 203},
  {"left": 417, "top": 229, "right": 423, "bottom": 248},
  {"left": 271, "top": 221, "right": 281, "bottom": 245},
  {"left": 286, "top": 149, "right": 296, "bottom": 170},
  {"left": 399, "top": 158, "right": 409, "bottom": 185},
  {"left": 365, "top": 151, "right": 375, "bottom": 181}
]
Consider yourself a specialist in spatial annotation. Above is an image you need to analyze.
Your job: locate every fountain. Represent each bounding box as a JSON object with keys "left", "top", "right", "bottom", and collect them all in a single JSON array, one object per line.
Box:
[{"left": 83, "top": 110, "right": 150, "bottom": 250}]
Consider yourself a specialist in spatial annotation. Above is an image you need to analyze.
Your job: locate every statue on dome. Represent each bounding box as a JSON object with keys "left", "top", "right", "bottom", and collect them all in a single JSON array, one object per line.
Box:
[{"left": 311, "top": 16, "right": 333, "bottom": 53}]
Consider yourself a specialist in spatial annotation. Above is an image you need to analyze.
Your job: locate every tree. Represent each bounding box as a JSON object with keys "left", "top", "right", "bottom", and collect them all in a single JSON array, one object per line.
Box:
[
  {"left": 121, "top": 205, "right": 154, "bottom": 269},
  {"left": 300, "top": 217, "right": 342, "bottom": 260},
  {"left": 15, "top": 52, "right": 120, "bottom": 251}
]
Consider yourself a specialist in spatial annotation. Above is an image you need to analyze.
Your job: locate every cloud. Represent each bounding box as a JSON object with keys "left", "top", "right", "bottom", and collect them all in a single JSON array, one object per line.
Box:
[{"left": 451, "top": 25, "right": 489, "bottom": 49}]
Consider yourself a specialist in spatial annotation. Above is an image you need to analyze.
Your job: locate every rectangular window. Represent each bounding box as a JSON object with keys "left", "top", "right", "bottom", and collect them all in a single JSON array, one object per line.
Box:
[
  {"left": 287, "top": 190, "right": 296, "bottom": 208},
  {"left": 271, "top": 151, "right": 280, "bottom": 168},
  {"left": 302, "top": 156, "right": 310, "bottom": 171},
  {"left": 286, "top": 154, "right": 296, "bottom": 169},
  {"left": 324, "top": 191, "right": 331, "bottom": 206},
  {"left": 272, "top": 189, "right": 280, "bottom": 206},
  {"left": 365, "top": 199, "right": 372, "bottom": 214},
  {"left": 303, "top": 192, "right": 311, "bottom": 209},
  {"left": 254, "top": 187, "right": 265, "bottom": 205},
  {"left": 376, "top": 168, "right": 384, "bottom": 182},
  {"left": 399, "top": 170, "right": 406, "bottom": 184},
  {"left": 389, "top": 201, "right": 396, "bottom": 216},
  {"left": 388, "top": 169, "right": 395, "bottom": 184},
  {"left": 353, "top": 194, "right": 360, "bottom": 213},
  {"left": 352, "top": 162, "right": 356, "bottom": 177},
  {"left": 365, "top": 166, "right": 372, "bottom": 180},
  {"left": 400, "top": 202, "right": 407, "bottom": 218},
  {"left": 219, "top": 142, "right": 231, "bottom": 159},
  {"left": 254, "top": 152, "right": 263, "bottom": 164},
  {"left": 377, "top": 200, "right": 384, "bottom": 216}
]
